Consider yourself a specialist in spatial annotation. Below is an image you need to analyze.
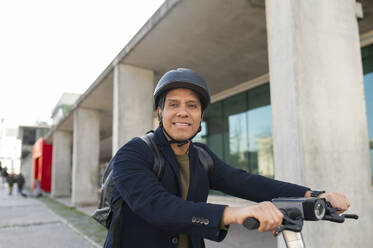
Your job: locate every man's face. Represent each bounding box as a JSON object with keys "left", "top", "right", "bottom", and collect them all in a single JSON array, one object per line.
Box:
[{"left": 158, "top": 88, "right": 202, "bottom": 141}]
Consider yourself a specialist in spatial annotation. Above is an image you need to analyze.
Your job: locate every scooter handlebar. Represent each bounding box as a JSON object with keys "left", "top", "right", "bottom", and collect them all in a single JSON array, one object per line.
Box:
[
  {"left": 242, "top": 208, "right": 304, "bottom": 234},
  {"left": 241, "top": 198, "right": 358, "bottom": 234},
  {"left": 242, "top": 217, "right": 260, "bottom": 230}
]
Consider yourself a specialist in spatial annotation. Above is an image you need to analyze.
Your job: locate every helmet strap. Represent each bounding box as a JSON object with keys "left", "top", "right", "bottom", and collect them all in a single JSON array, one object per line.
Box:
[{"left": 159, "top": 120, "right": 201, "bottom": 147}]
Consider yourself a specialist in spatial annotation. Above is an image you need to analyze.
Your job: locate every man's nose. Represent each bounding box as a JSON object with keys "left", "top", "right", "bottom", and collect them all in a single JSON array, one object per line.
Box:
[{"left": 176, "top": 107, "right": 189, "bottom": 117}]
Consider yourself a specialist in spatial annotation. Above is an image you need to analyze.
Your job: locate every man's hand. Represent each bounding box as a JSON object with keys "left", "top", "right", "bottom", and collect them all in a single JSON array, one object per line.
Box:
[
  {"left": 222, "top": 202, "right": 283, "bottom": 233},
  {"left": 305, "top": 191, "right": 350, "bottom": 213},
  {"left": 322, "top": 192, "right": 350, "bottom": 213}
]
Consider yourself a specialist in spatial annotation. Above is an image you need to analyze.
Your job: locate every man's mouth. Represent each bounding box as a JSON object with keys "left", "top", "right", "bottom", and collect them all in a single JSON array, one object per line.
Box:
[{"left": 172, "top": 122, "right": 191, "bottom": 126}]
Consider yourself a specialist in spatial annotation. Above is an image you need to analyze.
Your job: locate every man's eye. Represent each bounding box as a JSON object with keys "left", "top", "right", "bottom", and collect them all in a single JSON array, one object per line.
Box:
[
  {"left": 188, "top": 104, "right": 197, "bottom": 108},
  {"left": 169, "top": 103, "right": 177, "bottom": 107}
]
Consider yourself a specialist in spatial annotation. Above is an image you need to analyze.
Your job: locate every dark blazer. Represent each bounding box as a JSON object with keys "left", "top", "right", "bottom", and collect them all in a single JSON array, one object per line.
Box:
[{"left": 104, "top": 127, "right": 309, "bottom": 248}]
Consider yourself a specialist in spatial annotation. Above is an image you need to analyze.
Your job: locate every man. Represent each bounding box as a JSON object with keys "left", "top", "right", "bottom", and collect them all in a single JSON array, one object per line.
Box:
[
  {"left": 0, "top": 164, "right": 7, "bottom": 185},
  {"left": 33, "top": 179, "right": 42, "bottom": 197},
  {"left": 0, "top": 162, "right": 3, "bottom": 185},
  {"left": 7, "top": 173, "right": 15, "bottom": 196},
  {"left": 105, "top": 68, "right": 349, "bottom": 248},
  {"left": 16, "top": 173, "right": 27, "bottom": 197}
]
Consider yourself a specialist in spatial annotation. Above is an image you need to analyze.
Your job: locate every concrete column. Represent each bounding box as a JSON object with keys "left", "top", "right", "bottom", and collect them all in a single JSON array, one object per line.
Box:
[
  {"left": 51, "top": 130, "right": 72, "bottom": 197},
  {"left": 265, "top": 0, "right": 373, "bottom": 247},
  {"left": 112, "top": 64, "right": 154, "bottom": 154},
  {"left": 72, "top": 108, "right": 100, "bottom": 206}
]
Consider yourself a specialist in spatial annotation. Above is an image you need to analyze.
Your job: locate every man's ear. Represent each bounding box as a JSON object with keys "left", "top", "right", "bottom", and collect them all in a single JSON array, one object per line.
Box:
[{"left": 157, "top": 107, "right": 162, "bottom": 121}]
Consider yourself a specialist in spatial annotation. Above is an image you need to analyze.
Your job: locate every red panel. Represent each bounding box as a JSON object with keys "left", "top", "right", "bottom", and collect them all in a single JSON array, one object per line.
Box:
[
  {"left": 32, "top": 138, "right": 53, "bottom": 192},
  {"left": 41, "top": 143, "right": 53, "bottom": 192}
]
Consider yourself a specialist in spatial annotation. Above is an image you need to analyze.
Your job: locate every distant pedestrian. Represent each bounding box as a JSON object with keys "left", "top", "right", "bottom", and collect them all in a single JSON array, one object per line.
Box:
[
  {"left": 33, "top": 179, "right": 42, "bottom": 197},
  {"left": 16, "top": 173, "right": 27, "bottom": 197},
  {"left": 0, "top": 163, "right": 2, "bottom": 185},
  {"left": 1, "top": 165, "right": 7, "bottom": 185},
  {"left": 7, "top": 174, "right": 15, "bottom": 195}
]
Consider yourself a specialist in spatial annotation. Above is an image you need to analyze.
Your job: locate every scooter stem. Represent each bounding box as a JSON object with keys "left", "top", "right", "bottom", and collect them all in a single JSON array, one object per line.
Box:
[{"left": 283, "top": 230, "right": 306, "bottom": 248}]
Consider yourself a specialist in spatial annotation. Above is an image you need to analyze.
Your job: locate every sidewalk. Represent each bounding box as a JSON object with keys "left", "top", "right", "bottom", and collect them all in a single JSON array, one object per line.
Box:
[
  {"left": 0, "top": 185, "right": 100, "bottom": 248},
  {"left": 0, "top": 183, "right": 276, "bottom": 248}
]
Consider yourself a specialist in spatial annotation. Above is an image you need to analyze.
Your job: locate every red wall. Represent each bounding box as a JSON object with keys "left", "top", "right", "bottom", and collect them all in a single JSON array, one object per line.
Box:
[{"left": 32, "top": 138, "right": 53, "bottom": 192}]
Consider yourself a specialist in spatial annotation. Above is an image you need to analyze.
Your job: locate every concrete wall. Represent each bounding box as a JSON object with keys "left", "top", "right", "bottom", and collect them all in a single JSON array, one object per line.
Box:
[
  {"left": 266, "top": 0, "right": 373, "bottom": 247},
  {"left": 112, "top": 64, "right": 154, "bottom": 154},
  {"left": 20, "top": 153, "right": 33, "bottom": 189},
  {"left": 51, "top": 130, "right": 72, "bottom": 197},
  {"left": 72, "top": 108, "right": 100, "bottom": 206}
]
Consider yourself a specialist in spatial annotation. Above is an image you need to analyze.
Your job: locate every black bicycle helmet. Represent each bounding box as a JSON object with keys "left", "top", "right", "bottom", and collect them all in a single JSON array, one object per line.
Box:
[{"left": 153, "top": 68, "right": 210, "bottom": 110}]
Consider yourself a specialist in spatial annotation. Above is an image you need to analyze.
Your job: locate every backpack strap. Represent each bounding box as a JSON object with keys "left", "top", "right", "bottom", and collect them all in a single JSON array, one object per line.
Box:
[
  {"left": 140, "top": 132, "right": 165, "bottom": 179},
  {"left": 194, "top": 144, "right": 214, "bottom": 179}
]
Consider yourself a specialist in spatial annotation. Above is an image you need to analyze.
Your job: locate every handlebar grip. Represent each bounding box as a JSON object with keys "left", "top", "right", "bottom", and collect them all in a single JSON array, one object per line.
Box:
[
  {"left": 343, "top": 214, "right": 359, "bottom": 220},
  {"left": 242, "top": 217, "right": 260, "bottom": 230}
]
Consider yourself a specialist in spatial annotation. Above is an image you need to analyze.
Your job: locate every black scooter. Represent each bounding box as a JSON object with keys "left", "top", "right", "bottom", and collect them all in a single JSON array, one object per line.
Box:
[{"left": 242, "top": 197, "right": 358, "bottom": 248}]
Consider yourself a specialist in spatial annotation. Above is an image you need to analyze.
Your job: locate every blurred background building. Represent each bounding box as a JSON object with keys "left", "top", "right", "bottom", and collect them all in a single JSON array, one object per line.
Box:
[
  {"left": 0, "top": 118, "right": 21, "bottom": 174},
  {"left": 51, "top": 93, "right": 81, "bottom": 127},
  {"left": 18, "top": 125, "right": 49, "bottom": 188}
]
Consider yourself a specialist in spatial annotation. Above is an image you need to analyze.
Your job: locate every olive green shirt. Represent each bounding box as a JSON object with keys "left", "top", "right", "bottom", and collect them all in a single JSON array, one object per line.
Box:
[{"left": 175, "top": 153, "right": 192, "bottom": 248}]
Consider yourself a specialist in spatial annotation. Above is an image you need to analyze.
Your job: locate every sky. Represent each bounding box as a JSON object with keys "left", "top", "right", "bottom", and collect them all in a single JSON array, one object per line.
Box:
[{"left": 0, "top": 0, "right": 164, "bottom": 128}]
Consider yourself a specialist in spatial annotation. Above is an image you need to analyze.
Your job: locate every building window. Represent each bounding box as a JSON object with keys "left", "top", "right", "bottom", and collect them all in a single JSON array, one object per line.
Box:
[
  {"left": 194, "top": 84, "right": 273, "bottom": 178},
  {"left": 362, "top": 44, "right": 373, "bottom": 184}
]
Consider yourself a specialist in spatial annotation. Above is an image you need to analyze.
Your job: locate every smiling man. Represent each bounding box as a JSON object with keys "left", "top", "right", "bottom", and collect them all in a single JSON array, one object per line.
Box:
[{"left": 104, "top": 68, "right": 350, "bottom": 248}]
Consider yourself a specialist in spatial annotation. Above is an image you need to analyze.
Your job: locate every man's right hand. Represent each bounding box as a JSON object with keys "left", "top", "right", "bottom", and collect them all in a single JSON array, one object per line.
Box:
[{"left": 222, "top": 202, "right": 284, "bottom": 233}]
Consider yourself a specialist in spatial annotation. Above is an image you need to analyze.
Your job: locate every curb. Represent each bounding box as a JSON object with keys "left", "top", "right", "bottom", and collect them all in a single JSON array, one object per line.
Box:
[{"left": 39, "top": 200, "right": 102, "bottom": 248}]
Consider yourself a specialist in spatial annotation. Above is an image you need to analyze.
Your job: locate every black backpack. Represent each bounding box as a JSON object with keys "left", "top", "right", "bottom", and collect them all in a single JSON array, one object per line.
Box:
[{"left": 91, "top": 132, "right": 214, "bottom": 230}]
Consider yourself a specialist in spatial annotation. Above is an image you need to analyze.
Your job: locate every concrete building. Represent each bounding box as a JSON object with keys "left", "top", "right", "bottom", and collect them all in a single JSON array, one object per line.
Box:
[
  {"left": 0, "top": 119, "right": 22, "bottom": 174},
  {"left": 43, "top": 0, "right": 373, "bottom": 247},
  {"left": 18, "top": 125, "right": 50, "bottom": 189},
  {"left": 51, "top": 93, "right": 81, "bottom": 127}
]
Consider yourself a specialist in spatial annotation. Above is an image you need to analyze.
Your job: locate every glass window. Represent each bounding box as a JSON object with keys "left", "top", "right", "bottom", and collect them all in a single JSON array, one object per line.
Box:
[
  {"left": 362, "top": 44, "right": 373, "bottom": 184},
  {"left": 194, "top": 84, "right": 273, "bottom": 178},
  {"left": 248, "top": 84, "right": 273, "bottom": 177},
  {"left": 194, "top": 101, "right": 224, "bottom": 160},
  {"left": 223, "top": 93, "right": 249, "bottom": 171}
]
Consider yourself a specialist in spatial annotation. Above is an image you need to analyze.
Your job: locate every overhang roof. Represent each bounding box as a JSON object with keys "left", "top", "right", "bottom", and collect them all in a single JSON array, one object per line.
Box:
[{"left": 45, "top": 0, "right": 373, "bottom": 142}]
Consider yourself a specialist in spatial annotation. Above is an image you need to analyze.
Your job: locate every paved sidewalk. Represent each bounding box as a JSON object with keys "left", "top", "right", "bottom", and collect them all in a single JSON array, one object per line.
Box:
[
  {"left": 0, "top": 183, "right": 277, "bottom": 248},
  {"left": 0, "top": 185, "right": 97, "bottom": 248}
]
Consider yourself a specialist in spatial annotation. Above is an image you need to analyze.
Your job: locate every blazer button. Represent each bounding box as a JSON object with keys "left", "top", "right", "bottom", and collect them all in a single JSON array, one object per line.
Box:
[
  {"left": 171, "top": 237, "right": 178, "bottom": 245},
  {"left": 192, "top": 217, "right": 196, "bottom": 223},
  {"left": 204, "top": 219, "right": 209, "bottom": 225},
  {"left": 196, "top": 217, "right": 200, "bottom": 224}
]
